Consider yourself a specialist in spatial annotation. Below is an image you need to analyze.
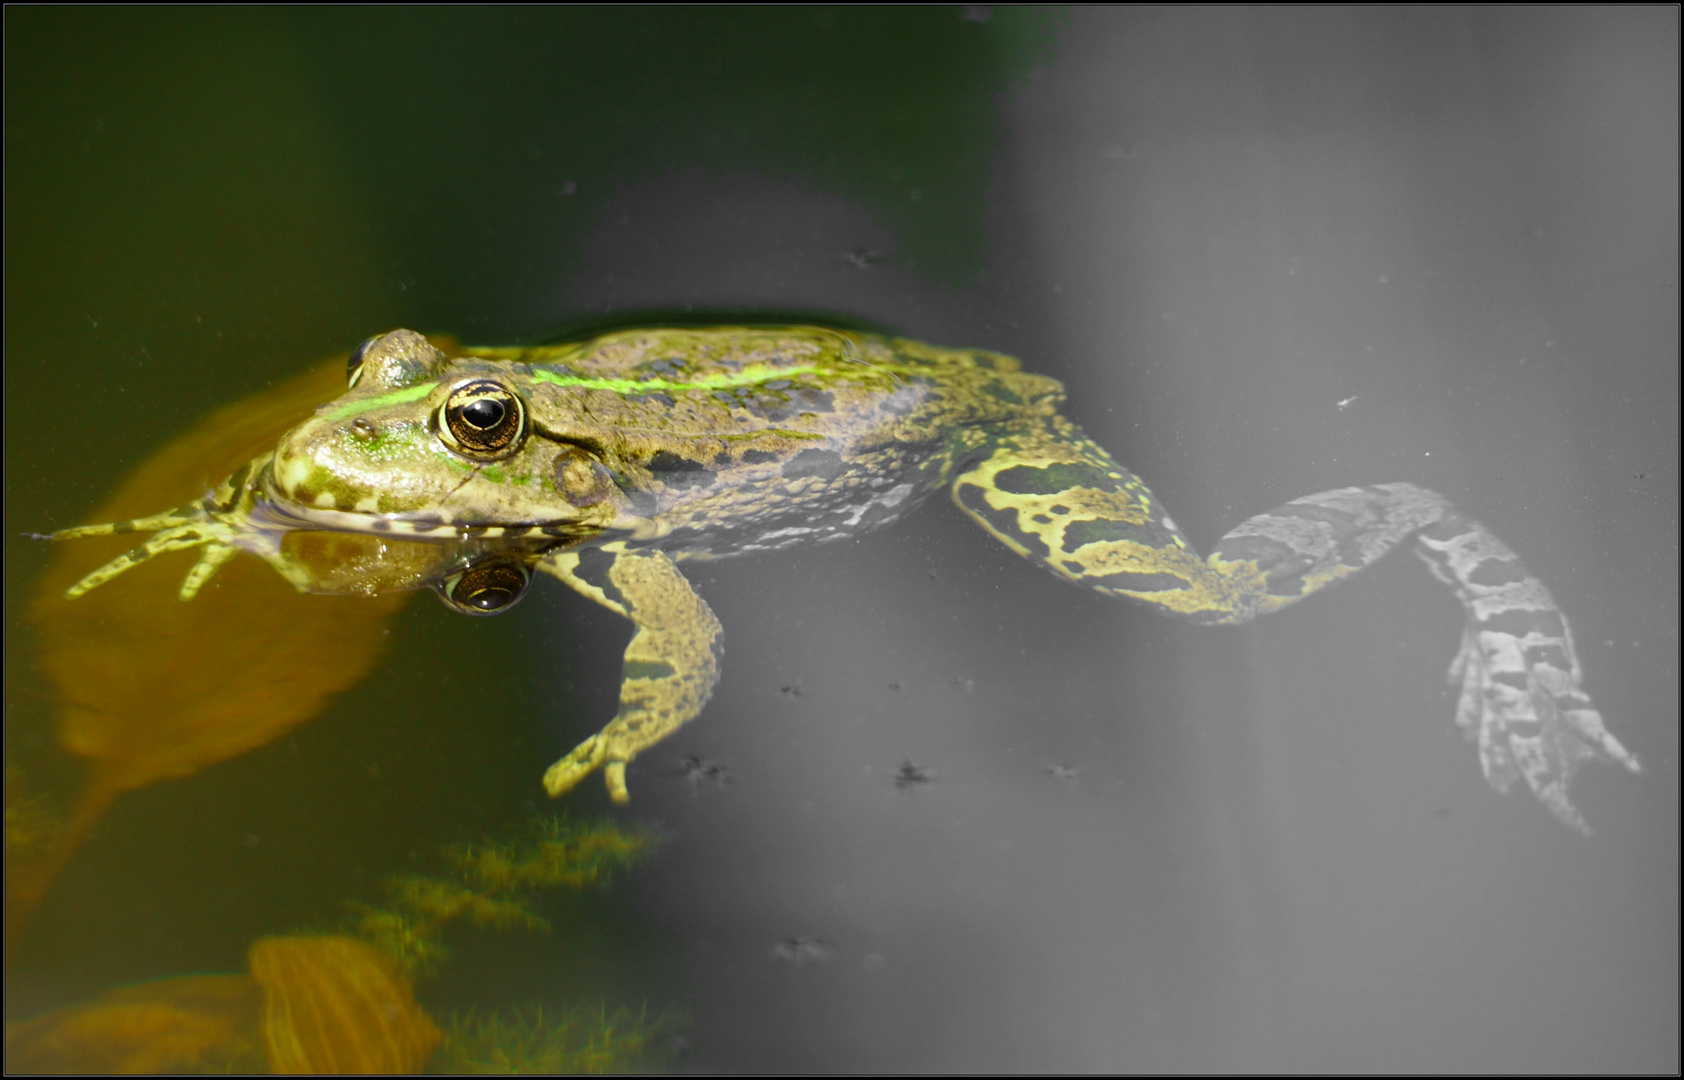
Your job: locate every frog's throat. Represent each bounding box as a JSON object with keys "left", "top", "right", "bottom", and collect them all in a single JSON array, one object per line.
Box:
[{"left": 251, "top": 496, "right": 592, "bottom": 542}]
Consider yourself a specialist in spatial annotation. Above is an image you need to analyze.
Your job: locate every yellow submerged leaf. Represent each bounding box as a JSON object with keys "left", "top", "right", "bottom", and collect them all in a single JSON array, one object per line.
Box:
[
  {"left": 11, "top": 340, "right": 461, "bottom": 935},
  {"left": 6, "top": 935, "right": 445, "bottom": 1074},
  {"left": 249, "top": 935, "right": 442, "bottom": 1074},
  {"left": 3, "top": 974, "right": 264, "bottom": 1074}
]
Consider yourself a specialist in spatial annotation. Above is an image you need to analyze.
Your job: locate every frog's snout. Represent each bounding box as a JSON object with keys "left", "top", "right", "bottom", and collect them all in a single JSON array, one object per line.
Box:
[
  {"left": 267, "top": 417, "right": 411, "bottom": 517},
  {"left": 267, "top": 420, "right": 340, "bottom": 511}
]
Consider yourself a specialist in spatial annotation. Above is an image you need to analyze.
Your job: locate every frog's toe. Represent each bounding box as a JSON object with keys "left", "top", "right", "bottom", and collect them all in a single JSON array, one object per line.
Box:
[
  {"left": 604, "top": 760, "right": 631, "bottom": 805},
  {"left": 542, "top": 737, "right": 605, "bottom": 798},
  {"left": 542, "top": 734, "right": 636, "bottom": 803},
  {"left": 178, "top": 542, "right": 240, "bottom": 600},
  {"left": 1450, "top": 625, "right": 1638, "bottom": 834},
  {"left": 64, "top": 526, "right": 218, "bottom": 599},
  {"left": 44, "top": 506, "right": 201, "bottom": 542}
]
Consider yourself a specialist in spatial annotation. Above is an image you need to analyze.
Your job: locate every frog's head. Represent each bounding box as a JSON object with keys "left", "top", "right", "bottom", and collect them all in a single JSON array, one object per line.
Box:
[{"left": 265, "top": 330, "right": 623, "bottom": 544}]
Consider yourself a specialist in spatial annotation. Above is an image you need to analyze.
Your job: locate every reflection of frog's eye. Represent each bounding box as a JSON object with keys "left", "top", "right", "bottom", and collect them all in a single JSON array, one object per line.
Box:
[
  {"left": 435, "top": 557, "right": 531, "bottom": 616},
  {"left": 439, "top": 380, "right": 526, "bottom": 460},
  {"left": 347, "top": 335, "right": 379, "bottom": 389}
]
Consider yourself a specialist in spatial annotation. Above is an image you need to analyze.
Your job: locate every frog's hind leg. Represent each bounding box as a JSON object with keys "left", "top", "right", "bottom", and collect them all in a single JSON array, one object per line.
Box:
[
  {"left": 950, "top": 416, "right": 1637, "bottom": 832},
  {"left": 538, "top": 543, "right": 723, "bottom": 804}
]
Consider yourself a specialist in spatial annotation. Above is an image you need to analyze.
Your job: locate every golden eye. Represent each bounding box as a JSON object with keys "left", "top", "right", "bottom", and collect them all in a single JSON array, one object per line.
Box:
[
  {"left": 439, "top": 380, "right": 525, "bottom": 459},
  {"left": 435, "top": 557, "right": 531, "bottom": 616}
]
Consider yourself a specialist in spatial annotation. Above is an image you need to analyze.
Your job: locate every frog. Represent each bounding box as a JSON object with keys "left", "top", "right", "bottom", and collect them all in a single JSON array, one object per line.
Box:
[{"left": 41, "top": 325, "right": 1639, "bottom": 832}]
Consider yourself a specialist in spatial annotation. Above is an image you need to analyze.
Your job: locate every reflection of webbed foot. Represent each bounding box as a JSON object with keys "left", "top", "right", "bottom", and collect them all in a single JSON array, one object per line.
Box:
[
  {"left": 543, "top": 733, "right": 631, "bottom": 804},
  {"left": 1448, "top": 622, "right": 1640, "bottom": 834}
]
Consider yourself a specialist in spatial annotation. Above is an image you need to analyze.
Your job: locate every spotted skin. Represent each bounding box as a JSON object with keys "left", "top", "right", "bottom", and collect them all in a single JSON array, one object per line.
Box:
[
  {"left": 41, "top": 326, "right": 1638, "bottom": 830},
  {"left": 952, "top": 417, "right": 1637, "bottom": 832},
  {"left": 538, "top": 542, "right": 723, "bottom": 804},
  {"left": 40, "top": 454, "right": 280, "bottom": 600}
]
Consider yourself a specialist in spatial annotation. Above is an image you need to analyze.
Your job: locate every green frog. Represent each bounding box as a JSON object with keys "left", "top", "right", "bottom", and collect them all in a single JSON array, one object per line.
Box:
[{"left": 42, "top": 326, "right": 1639, "bottom": 831}]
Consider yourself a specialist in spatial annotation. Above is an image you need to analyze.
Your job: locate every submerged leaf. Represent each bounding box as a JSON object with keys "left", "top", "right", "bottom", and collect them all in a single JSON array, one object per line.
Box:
[
  {"left": 34, "top": 357, "right": 400, "bottom": 787},
  {"left": 248, "top": 934, "right": 441, "bottom": 1074},
  {"left": 3, "top": 974, "right": 264, "bottom": 1075},
  {"left": 13, "top": 341, "right": 459, "bottom": 931}
]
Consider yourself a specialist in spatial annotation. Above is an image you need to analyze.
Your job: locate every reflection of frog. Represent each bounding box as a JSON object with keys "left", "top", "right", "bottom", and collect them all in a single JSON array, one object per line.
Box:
[{"left": 46, "top": 327, "right": 1637, "bottom": 830}]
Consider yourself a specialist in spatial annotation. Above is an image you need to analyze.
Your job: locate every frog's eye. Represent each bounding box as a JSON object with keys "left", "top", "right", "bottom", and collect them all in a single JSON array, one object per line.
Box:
[
  {"left": 346, "top": 335, "right": 379, "bottom": 389},
  {"left": 435, "top": 557, "right": 531, "bottom": 616},
  {"left": 438, "top": 380, "right": 526, "bottom": 460}
]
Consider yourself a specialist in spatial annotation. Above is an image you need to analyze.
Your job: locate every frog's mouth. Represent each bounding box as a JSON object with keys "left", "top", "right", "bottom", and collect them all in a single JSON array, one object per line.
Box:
[{"left": 255, "top": 473, "right": 589, "bottom": 542}]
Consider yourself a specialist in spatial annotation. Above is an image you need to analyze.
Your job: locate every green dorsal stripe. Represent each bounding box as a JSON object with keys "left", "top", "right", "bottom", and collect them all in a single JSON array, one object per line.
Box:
[
  {"left": 527, "top": 363, "right": 821, "bottom": 395},
  {"left": 322, "top": 363, "right": 824, "bottom": 421},
  {"left": 323, "top": 382, "right": 434, "bottom": 421}
]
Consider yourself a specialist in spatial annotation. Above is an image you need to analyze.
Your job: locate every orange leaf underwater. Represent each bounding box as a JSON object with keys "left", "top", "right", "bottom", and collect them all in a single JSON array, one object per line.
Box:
[
  {"left": 250, "top": 935, "right": 442, "bottom": 1074},
  {"left": 5, "top": 935, "right": 442, "bottom": 1074},
  {"left": 3, "top": 973, "right": 263, "bottom": 1074},
  {"left": 12, "top": 339, "right": 462, "bottom": 933}
]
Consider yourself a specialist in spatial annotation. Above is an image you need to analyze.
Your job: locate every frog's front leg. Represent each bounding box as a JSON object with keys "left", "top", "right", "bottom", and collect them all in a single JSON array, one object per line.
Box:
[
  {"left": 951, "top": 415, "right": 1638, "bottom": 832},
  {"left": 39, "top": 453, "right": 284, "bottom": 600},
  {"left": 539, "top": 543, "right": 723, "bottom": 804}
]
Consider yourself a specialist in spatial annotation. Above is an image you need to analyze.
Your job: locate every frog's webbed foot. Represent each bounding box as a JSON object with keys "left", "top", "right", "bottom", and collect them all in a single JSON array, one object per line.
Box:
[
  {"left": 40, "top": 454, "right": 274, "bottom": 601},
  {"left": 540, "top": 544, "right": 722, "bottom": 805},
  {"left": 1447, "top": 620, "right": 1639, "bottom": 834},
  {"left": 43, "top": 508, "right": 237, "bottom": 600},
  {"left": 67, "top": 524, "right": 244, "bottom": 601},
  {"left": 1413, "top": 514, "right": 1640, "bottom": 832}
]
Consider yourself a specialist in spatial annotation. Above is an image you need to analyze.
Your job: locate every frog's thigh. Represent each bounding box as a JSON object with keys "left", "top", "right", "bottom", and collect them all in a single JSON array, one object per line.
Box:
[
  {"left": 538, "top": 544, "right": 723, "bottom": 803},
  {"left": 955, "top": 431, "right": 1562, "bottom": 627},
  {"left": 954, "top": 422, "right": 1456, "bottom": 623},
  {"left": 950, "top": 418, "right": 1241, "bottom": 622}
]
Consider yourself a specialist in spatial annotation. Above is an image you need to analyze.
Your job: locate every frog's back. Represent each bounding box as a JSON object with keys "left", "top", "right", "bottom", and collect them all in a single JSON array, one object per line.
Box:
[
  {"left": 456, "top": 327, "right": 1062, "bottom": 555},
  {"left": 461, "top": 325, "right": 1062, "bottom": 467},
  {"left": 462, "top": 325, "right": 1058, "bottom": 416}
]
